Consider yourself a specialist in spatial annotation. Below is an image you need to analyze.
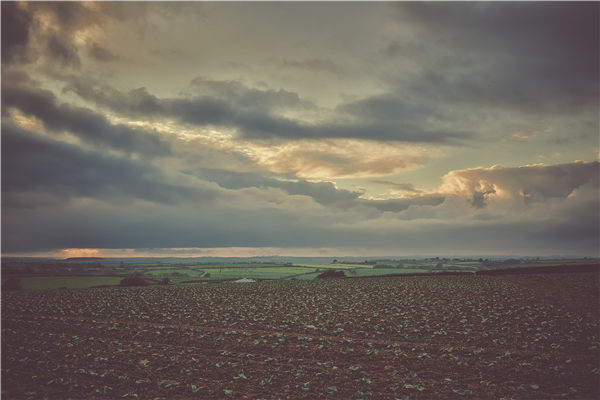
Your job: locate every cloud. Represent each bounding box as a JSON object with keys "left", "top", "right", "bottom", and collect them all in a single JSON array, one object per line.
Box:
[
  {"left": 2, "top": 2, "right": 597, "bottom": 257},
  {"left": 2, "top": 81, "right": 171, "bottom": 156},
  {"left": 1, "top": 123, "right": 198, "bottom": 206},
  {"left": 46, "top": 34, "right": 81, "bottom": 68},
  {"left": 370, "top": 180, "right": 422, "bottom": 193},
  {"left": 338, "top": 93, "right": 436, "bottom": 122},
  {"left": 87, "top": 42, "right": 122, "bottom": 62},
  {"left": 243, "top": 139, "right": 427, "bottom": 179},
  {"left": 195, "top": 168, "right": 360, "bottom": 206},
  {"left": 282, "top": 58, "right": 345, "bottom": 76},
  {"left": 0, "top": 2, "right": 186, "bottom": 70},
  {"left": 440, "top": 161, "right": 599, "bottom": 208},
  {"left": 1, "top": 2, "right": 33, "bottom": 65},
  {"left": 1, "top": 2, "right": 95, "bottom": 69},
  {"left": 63, "top": 80, "right": 164, "bottom": 117},
  {"left": 358, "top": 195, "right": 445, "bottom": 212},
  {"left": 2, "top": 125, "right": 597, "bottom": 255},
  {"left": 63, "top": 76, "right": 472, "bottom": 143},
  {"left": 392, "top": 2, "right": 599, "bottom": 114},
  {"left": 3, "top": 180, "right": 597, "bottom": 256},
  {"left": 187, "top": 78, "right": 310, "bottom": 111}
]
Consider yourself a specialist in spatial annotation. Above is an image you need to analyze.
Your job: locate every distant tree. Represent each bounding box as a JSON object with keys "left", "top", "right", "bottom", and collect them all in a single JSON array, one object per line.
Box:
[
  {"left": 160, "top": 278, "right": 171, "bottom": 285},
  {"left": 2, "top": 278, "right": 21, "bottom": 291},
  {"left": 204, "top": 272, "right": 211, "bottom": 278}
]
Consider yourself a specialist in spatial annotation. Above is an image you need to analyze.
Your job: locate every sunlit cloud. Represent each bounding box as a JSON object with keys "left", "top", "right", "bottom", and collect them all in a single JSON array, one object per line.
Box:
[
  {"left": 438, "top": 161, "right": 598, "bottom": 209},
  {"left": 244, "top": 139, "right": 428, "bottom": 179},
  {"left": 60, "top": 248, "right": 101, "bottom": 258},
  {"left": 9, "top": 247, "right": 387, "bottom": 259},
  {"left": 9, "top": 109, "right": 45, "bottom": 134}
]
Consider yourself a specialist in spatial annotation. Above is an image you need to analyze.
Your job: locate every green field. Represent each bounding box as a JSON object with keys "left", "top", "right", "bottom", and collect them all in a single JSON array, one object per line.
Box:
[
  {"left": 351, "top": 268, "right": 429, "bottom": 276},
  {"left": 16, "top": 276, "right": 123, "bottom": 290},
  {"left": 202, "top": 266, "right": 317, "bottom": 280},
  {"left": 186, "top": 263, "right": 284, "bottom": 269},
  {"left": 130, "top": 263, "right": 315, "bottom": 281},
  {"left": 292, "top": 268, "right": 430, "bottom": 280},
  {"left": 295, "top": 263, "right": 368, "bottom": 269},
  {"left": 142, "top": 268, "right": 204, "bottom": 277}
]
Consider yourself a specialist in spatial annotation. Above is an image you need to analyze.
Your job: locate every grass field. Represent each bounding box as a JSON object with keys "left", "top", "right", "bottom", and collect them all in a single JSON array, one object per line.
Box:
[
  {"left": 141, "top": 268, "right": 204, "bottom": 277},
  {"left": 295, "top": 263, "right": 370, "bottom": 269},
  {"left": 126, "top": 263, "right": 319, "bottom": 281},
  {"left": 140, "top": 272, "right": 203, "bottom": 284},
  {"left": 16, "top": 276, "right": 123, "bottom": 290},
  {"left": 292, "top": 268, "right": 430, "bottom": 280},
  {"left": 351, "top": 268, "right": 429, "bottom": 276},
  {"left": 202, "top": 266, "right": 317, "bottom": 280},
  {"left": 187, "top": 263, "right": 285, "bottom": 269}
]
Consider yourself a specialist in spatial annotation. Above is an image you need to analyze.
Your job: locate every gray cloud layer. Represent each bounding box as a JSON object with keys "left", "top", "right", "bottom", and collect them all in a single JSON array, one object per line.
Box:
[
  {"left": 393, "top": 2, "right": 599, "bottom": 114},
  {"left": 1, "top": 2, "right": 32, "bottom": 64},
  {"left": 2, "top": 80, "right": 171, "bottom": 156},
  {"left": 2, "top": 123, "right": 195, "bottom": 206},
  {"left": 63, "top": 76, "right": 471, "bottom": 143}
]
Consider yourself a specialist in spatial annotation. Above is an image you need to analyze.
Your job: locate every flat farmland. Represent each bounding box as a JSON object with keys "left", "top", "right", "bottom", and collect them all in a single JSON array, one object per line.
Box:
[
  {"left": 6, "top": 276, "right": 124, "bottom": 290},
  {"left": 2, "top": 273, "right": 599, "bottom": 399}
]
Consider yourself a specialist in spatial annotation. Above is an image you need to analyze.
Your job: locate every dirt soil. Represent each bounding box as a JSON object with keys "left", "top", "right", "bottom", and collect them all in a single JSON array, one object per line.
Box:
[{"left": 2, "top": 273, "right": 599, "bottom": 399}]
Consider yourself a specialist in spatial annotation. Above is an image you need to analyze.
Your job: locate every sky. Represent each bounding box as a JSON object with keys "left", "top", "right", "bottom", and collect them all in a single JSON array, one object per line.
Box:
[{"left": 1, "top": 1, "right": 599, "bottom": 258}]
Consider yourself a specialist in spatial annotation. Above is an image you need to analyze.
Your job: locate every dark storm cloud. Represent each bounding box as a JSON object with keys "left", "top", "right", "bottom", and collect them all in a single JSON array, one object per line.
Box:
[
  {"left": 1, "top": 2, "right": 32, "bottom": 64},
  {"left": 4, "top": 185, "right": 597, "bottom": 255},
  {"left": 532, "top": 200, "right": 600, "bottom": 247},
  {"left": 63, "top": 80, "right": 163, "bottom": 116},
  {"left": 2, "top": 83, "right": 171, "bottom": 156},
  {"left": 195, "top": 168, "right": 360, "bottom": 206},
  {"left": 188, "top": 79, "right": 308, "bottom": 110},
  {"left": 0, "top": 2, "right": 180, "bottom": 70},
  {"left": 398, "top": 2, "right": 598, "bottom": 66},
  {"left": 1, "top": 202, "right": 319, "bottom": 253},
  {"left": 393, "top": 2, "right": 599, "bottom": 114},
  {"left": 333, "top": 94, "right": 466, "bottom": 142},
  {"left": 46, "top": 34, "right": 81, "bottom": 68},
  {"left": 338, "top": 94, "right": 436, "bottom": 122},
  {"left": 314, "top": 121, "right": 468, "bottom": 143},
  {"left": 358, "top": 195, "right": 445, "bottom": 212},
  {"left": 1, "top": 2, "right": 91, "bottom": 68},
  {"left": 1, "top": 123, "right": 196, "bottom": 206},
  {"left": 64, "top": 77, "right": 472, "bottom": 143}
]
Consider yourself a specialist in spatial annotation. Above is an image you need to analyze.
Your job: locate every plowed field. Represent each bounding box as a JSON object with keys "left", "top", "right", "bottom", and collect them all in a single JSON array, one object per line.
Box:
[{"left": 2, "top": 274, "right": 598, "bottom": 399}]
